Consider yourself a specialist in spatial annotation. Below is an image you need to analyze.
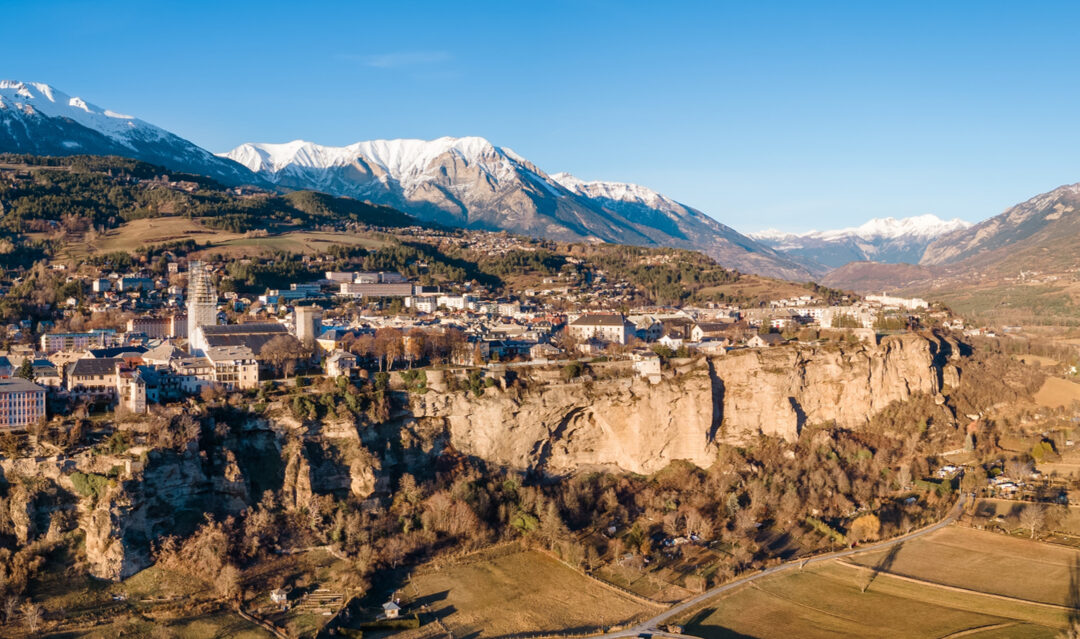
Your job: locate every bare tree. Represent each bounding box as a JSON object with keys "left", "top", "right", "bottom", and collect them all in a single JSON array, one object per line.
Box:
[
  {"left": 405, "top": 329, "right": 426, "bottom": 368},
  {"left": 3, "top": 597, "right": 17, "bottom": 625},
  {"left": 259, "top": 335, "right": 306, "bottom": 378},
  {"left": 1007, "top": 459, "right": 1034, "bottom": 480},
  {"left": 374, "top": 328, "right": 403, "bottom": 371},
  {"left": 897, "top": 465, "right": 912, "bottom": 490},
  {"left": 1020, "top": 504, "right": 1046, "bottom": 539},
  {"left": 21, "top": 601, "right": 43, "bottom": 633}
]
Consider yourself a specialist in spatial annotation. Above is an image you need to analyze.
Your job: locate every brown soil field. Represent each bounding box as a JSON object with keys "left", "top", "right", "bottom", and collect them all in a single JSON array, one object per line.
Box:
[
  {"left": 682, "top": 561, "right": 1061, "bottom": 639},
  {"left": 849, "top": 526, "right": 1079, "bottom": 606},
  {"left": 1034, "top": 377, "right": 1080, "bottom": 409},
  {"left": 680, "top": 527, "right": 1070, "bottom": 639},
  {"left": 1015, "top": 354, "right": 1061, "bottom": 367},
  {"left": 404, "top": 550, "right": 651, "bottom": 637}
]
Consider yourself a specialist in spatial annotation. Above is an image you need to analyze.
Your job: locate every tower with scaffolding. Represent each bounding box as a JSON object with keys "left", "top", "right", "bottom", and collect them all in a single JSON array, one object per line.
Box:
[{"left": 186, "top": 260, "right": 218, "bottom": 356}]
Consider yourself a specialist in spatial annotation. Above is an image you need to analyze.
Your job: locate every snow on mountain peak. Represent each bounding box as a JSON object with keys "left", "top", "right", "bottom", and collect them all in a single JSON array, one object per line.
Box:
[
  {"left": 0, "top": 80, "right": 159, "bottom": 146},
  {"left": 550, "top": 172, "right": 675, "bottom": 208},
  {"left": 221, "top": 136, "right": 526, "bottom": 194},
  {"left": 752, "top": 214, "right": 971, "bottom": 242},
  {"left": 224, "top": 136, "right": 506, "bottom": 175}
]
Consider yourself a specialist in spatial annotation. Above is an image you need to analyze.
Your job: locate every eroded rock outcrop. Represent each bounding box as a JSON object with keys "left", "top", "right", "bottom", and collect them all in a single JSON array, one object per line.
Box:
[
  {"left": 411, "top": 365, "right": 719, "bottom": 475},
  {"left": 84, "top": 444, "right": 212, "bottom": 580},
  {"left": 409, "top": 333, "right": 948, "bottom": 473},
  {"left": 713, "top": 333, "right": 942, "bottom": 441},
  {"left": 75, "top": 332, "right": 953, "bottom": 579}
]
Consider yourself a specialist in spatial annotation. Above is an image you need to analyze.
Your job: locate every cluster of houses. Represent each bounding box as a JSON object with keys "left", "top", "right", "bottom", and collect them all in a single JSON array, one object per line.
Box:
[{"left": 0, "top": 253, "right": 938, "bottom": 430}]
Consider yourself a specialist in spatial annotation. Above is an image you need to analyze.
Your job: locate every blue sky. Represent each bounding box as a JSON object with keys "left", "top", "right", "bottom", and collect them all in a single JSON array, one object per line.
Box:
[{"left": 5, "top": 0, "right": 1080, "bottom": 232}]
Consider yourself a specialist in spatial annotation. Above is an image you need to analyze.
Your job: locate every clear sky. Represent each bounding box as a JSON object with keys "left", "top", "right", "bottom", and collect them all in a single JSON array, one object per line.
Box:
[{"left": 5, "top": 0, "right": 1080, "bottom": 233}]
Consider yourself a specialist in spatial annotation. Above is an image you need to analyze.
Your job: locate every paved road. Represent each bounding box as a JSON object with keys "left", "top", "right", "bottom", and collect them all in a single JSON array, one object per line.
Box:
[{"left": 599, "top": 492, "right": 969, "bottom": 638}]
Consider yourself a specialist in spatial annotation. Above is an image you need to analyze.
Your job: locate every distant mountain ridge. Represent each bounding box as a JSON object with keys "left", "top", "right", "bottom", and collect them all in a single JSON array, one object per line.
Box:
[
  {"left": 751, "top": 215, "right": 972, "bottom": 269},
  {"left": 0, "top": 81, "right": 259, "bottom": 186},
  {"left": 920, "top": 183, "right": 1080, "bottom": 268},
  {"left": 223, "top": 137, "right": 814, "bottom": 280}
]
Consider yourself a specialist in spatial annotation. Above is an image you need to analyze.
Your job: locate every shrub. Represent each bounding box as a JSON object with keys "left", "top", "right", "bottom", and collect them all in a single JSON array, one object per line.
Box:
[
  {"left": 468, "top": 370, "right": 487, "bottom": 397},
  {"left": 98, "top": 431, "right": 131, "bottom": 455},
  {"left": 561, "top": 362, "right": 583, "bottom": 382},
  {"left": 373, "top": 372, "right": 390, "bottom": 391},
  {"left": 70, "top": 472, "right": 111, "bottom": 499},
  {"left": 357, "top": 615, "right": 420, "bottom": 630},
  {"left": 399, "top": 370, "right": 427, "bottom": 394}
]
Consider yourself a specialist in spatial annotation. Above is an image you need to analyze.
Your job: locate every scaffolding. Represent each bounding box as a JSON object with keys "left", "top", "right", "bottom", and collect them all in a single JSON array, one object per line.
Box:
[{"left": 186, "top": 260, "right": 218, "bottom": 355}]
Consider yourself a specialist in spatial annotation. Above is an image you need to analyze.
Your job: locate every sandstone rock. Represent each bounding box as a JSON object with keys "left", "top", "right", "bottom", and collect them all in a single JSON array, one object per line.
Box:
[
  {"left": 713, "top": 333, "right": 941, "bottom": 441},
  {"left": 412, "top": 364, "right": 718, "bottom": 475}
]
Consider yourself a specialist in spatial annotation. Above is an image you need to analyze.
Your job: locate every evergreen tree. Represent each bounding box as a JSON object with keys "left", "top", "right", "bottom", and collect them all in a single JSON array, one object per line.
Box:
[{"left": 14, "top": 359, "right": 33, "bottom": 381}]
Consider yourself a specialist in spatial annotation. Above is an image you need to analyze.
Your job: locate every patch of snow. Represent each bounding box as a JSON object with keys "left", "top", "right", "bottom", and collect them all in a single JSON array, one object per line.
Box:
[
  {"left": 0, "top": 80, "right": 168, "bottom": 147},
  {"left": 750, "top": 215, "right": 972, "bottom": 242},
  {"left": 223, "top": 136, "right": 526, "bottom": 192}
]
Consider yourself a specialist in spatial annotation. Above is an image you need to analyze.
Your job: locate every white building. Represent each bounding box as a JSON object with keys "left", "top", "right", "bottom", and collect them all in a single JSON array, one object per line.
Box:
[
  {"left": 866, "top": 293, "right": 929, "bottom": 311},
  {"left": 566, "top": 314, "right": 634, "bottom": 345}
]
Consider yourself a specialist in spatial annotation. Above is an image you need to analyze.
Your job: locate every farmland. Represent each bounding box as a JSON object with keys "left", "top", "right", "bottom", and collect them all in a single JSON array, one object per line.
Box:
[
  {"left": 399, "top": 548, "right": 652, "bottom": 637},
  {"left": 52, "top": 216, "right": 389, "bottom": 260},
  {"left": 1034, "top": 376, "right": 1080, "bottom": 409},
  {"left": 679, "top": 526, "right": 1072, "bottom": 638}
]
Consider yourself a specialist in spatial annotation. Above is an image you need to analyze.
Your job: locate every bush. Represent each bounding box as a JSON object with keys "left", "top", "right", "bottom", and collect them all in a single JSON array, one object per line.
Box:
[
  {"left": 98, "top": 431, "right": 131, "bottom": 455},
  {"left": 70, "top": 472, "right": 111, "bottom": 499},
  {"left": 373, "top": 372, "right": 390, "bottom": 391},
  {"left": 399, "top": 370, "right": 427, "bottom": 394},
  {"left": 561, "top": 362, "right": 583, "bottom": 382},
  {"left": 357, "top": 615, "right": 420, "bottom": 630},
  {"left": 468, "top": 370, "right": 487, "bottom": 397}
]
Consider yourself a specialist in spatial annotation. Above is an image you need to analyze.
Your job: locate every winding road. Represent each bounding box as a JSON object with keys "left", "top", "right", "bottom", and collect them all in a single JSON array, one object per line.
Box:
[{"left": 597, "top": 492, "right": 970, "bottom": 638}]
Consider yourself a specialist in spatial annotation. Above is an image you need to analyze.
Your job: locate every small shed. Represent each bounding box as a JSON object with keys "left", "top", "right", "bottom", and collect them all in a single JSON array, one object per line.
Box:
[
  {"left": 382, "top": 600, "right": 401, "bottom": 619},
  {"left": 270, "top": 588, "right": 288, "bottom": 604}
]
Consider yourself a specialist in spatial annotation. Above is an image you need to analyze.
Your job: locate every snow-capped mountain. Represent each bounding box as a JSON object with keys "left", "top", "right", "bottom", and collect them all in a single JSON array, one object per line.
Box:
[
  {"left": 0, "top": 81, "right": 258, "bottom": 185},
  {"left": 224, "top": 137, "right": 813, "bottom": 280},
  {"left": 750, "top": 215, "right": 972, "bottom": 269}
]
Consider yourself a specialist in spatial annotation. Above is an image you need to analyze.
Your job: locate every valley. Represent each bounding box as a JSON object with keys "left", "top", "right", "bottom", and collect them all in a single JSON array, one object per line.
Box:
[{"left": 4, "top": 19, "right": 1080, "bottom": 637}]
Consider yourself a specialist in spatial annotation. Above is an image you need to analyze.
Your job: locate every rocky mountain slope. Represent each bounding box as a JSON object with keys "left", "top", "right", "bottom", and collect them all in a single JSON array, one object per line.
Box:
[
  {"left": 820, "top": 261, "right": 937, "bottom": 294},
  {"left": 0, "top": 81, "right": 260, "bottom": 186},
  {"left": 752, "top": 215, "right": 971, "bottom": 270},
  {"left": 920, "top": 183, "right": 1080, "bottom": 270},
  {"left": 223, "top": 137, "right": 813, "bottom": 280}
]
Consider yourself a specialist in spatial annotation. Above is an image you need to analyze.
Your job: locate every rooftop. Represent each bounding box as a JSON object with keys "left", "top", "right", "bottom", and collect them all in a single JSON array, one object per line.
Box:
[
  {"left": 0, "top": 378, "right": 46, "bottom": 394},
  {"left": 569, "top": 314, "right": 627, "bottom": 327},
  {"left": 200, "top": 322, "right": 287, "bottom": 335}
]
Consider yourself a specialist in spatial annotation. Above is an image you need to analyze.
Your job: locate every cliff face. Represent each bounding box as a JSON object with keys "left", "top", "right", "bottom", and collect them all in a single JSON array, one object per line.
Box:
[
  {"left": 712, "top": 334, "right": 942, "bottom": 441},
  {"left": 410, "top": 333, "right": 947, "bottom": 474},
  {"left": 81, "top": 419, "right": 382, "bottom": 580},
  {"left": 411, "top": 366, "right": 720, "bottom": 476},
  {"left": 70, "top": 333, "right": 950, "bottom": 580},
  {"left": 85, "top": 444, "right": 214, "bottom": 580}
]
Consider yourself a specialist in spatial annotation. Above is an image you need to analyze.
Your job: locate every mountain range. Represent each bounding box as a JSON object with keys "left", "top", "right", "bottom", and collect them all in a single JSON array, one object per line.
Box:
[
  {"left": 7, "top": 79, "right": 1080, "bottom": 303},
  {"left": 0, "top": 81, "right": 258, "bottom": 186},
  {"left": 0, "top": 80, "right": 811, "bottom": 280},
  {"left": 750, "top": 215, "right": 972, "bottom": 270},
  {"left": 221, "top": 137, "right": 813, "bottom": 280}
]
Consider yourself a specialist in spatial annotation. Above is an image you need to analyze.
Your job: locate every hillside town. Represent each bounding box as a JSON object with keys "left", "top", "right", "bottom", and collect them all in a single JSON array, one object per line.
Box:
[{"left": 0, "top": 253, "right": 945, "bottom": 426}]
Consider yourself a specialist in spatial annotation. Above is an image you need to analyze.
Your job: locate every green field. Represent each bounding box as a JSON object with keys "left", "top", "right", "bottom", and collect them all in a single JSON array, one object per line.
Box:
[{"left": 680, "top": 527, "right": 1072, "bottom": 639}]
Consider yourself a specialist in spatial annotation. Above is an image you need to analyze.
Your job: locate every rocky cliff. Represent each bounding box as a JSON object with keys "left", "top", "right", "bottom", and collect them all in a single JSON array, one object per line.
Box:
[
  {"left": 411, "top": 367, "right": 720, "bottom": 475},
  {"left": 57, "top": 333, "right": 955, "bottom": 580},
  {"left": 712, "top": 333, "right": 946, "bottom": 441},
  {"left": 410, "top": 333, "right": 951, "bottom": 474}
]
